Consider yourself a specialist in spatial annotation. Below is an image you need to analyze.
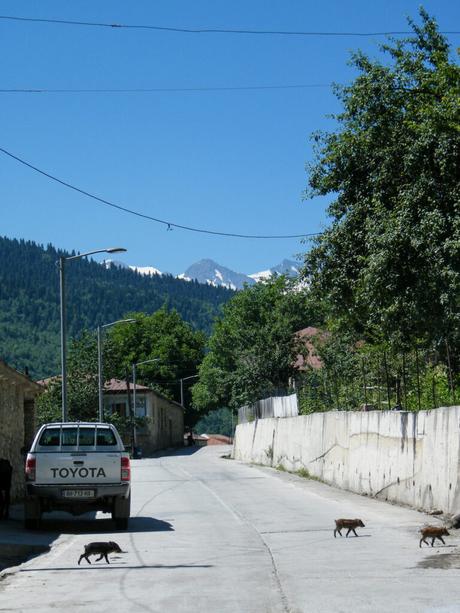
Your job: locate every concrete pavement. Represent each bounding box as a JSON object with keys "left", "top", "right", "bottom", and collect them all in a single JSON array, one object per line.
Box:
[{"left": 0, "top": 445, "right": 459, "bottom": 612}]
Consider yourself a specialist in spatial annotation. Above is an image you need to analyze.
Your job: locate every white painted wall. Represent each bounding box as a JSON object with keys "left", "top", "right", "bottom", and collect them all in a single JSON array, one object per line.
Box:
[
  {"left": 238, "top": 394, "right": 298, "bottom": 423},
  {"left": 233, "top": 406, "right": 460, "bottom": 514}
]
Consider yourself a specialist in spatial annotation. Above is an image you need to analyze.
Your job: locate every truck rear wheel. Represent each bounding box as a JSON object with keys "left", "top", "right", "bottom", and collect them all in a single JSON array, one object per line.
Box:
[
  {"left": 112, "top": 494, "right": 130, "bottom": 530},
  {"left": 115, "top": 517, "right": 129, "bottom": 530},
  {"left": 24, "top": 498, "right": 41, "bottom": 530}
]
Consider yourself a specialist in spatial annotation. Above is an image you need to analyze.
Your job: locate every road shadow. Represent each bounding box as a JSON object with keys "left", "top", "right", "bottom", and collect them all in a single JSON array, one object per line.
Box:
[
  {"left": 417, "top": 550, "right": 460, "bottom": 569},
  {"left": 149, "top": 446, "right": 202, "bottom": 458},
  {"left": 0, "top": 543, "right": 50, "bottom": 572},
  {"left": 32, "top": 514, "right": 174, "bottom": 535},
  {"left": 20, "top": 563, "right": 212, "bottom": 572}
]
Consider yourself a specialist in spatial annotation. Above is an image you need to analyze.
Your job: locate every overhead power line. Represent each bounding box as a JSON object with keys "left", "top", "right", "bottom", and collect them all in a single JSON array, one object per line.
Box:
[
  {"left": 1, "top": 15, "right": 458, "bottom": 36},
  {"left": 0, "top": 146, "right": 318, "bottom": 240},
  {"left": 0, "top": 84, "right": 330, "bottom": 94},
  {"left": 0, "top": 84, "right": 441, "bottom": 97}
]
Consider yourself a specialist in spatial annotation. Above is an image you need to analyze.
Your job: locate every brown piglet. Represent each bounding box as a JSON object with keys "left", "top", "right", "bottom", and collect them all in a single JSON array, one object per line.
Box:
[
  {"left": 419, "top": 526, "right": 450, "bottom": 548},
  {"left": 334, "top": 518, "right": 365, "bottom": 538}
]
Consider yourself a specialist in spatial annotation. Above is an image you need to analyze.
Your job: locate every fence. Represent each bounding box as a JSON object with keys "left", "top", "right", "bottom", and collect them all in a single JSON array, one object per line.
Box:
[
  {"left": 238, "top": 393, "right": 298, "bottom": 423},
  {"left": 296, "top": 345, "right": 458, "bottom": 415}
]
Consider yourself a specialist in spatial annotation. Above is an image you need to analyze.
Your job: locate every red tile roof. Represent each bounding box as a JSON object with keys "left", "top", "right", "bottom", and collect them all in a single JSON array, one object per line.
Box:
[
  {"left": 293, "top": 327, "right": 329, "bottom": 371},
  {"left": 104, "top": 378, "right": 150, "bottom": 392}
]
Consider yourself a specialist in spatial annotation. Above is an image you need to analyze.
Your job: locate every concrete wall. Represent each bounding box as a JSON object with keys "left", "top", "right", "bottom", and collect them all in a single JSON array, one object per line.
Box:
[{"left": 233, "top": 406, "right": 460, "bottom": 515}]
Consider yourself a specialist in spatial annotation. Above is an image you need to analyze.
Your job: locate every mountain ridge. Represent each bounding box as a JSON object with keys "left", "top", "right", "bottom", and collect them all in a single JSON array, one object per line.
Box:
[{"left": 106, "top": 257, "right": 300, "bottom": 291}]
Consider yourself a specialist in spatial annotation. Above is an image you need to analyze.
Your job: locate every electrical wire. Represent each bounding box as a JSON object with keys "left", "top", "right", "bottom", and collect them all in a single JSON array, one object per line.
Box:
[
  {"left": 1, "top": 15, "right": 458, "bottom": 36},
  {"left": 0, "top": 84, "right": 330, "bottom": 94},
  {"left": 0, "top": 146, "right": 319, "bottom": 240},
  {"left": 0, "top": 85, "right": 440, "bottom": 97}
]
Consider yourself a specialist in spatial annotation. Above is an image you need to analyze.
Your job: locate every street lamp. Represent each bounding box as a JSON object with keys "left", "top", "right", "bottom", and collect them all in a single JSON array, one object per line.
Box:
[
  {"left": 180, "top": 374, "right": 199, "bottom": 407},
  {"left": 58, "top": 247, "right": 126, "bottom": 422},
  {"left": 97, "top": 318, "right": 136, "bottom": 422},
  {"left": 132, "top": 358, "right": 160, "bottom": 452}
]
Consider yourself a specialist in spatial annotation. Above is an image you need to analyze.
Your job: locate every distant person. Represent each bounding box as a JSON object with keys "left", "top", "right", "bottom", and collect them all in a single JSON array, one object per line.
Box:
[{"left": 187, "top": 431, "right": 195, "bottom": 447}]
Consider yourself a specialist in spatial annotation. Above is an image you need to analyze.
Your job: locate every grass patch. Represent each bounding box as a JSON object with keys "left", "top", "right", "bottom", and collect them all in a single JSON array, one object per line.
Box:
[
  {"left": 296, "top": 468, "right": 322, "bottom": 482},
  {"left": 274, "top": 464, "right": 323, "bottom": 483}
]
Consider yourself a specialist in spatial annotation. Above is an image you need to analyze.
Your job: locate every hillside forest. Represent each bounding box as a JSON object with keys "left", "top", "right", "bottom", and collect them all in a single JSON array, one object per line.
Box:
[{"left": 0, "top": 235, "right": 232, "bottom": 380}]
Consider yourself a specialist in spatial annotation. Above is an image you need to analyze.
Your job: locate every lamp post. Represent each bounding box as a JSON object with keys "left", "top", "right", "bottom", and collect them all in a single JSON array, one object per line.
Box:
[
  {"left": 58, "top": 247, "right": 126, "bottom": 422},
  {"left": 97, "top": 318, "right": 136, "bottom": 422},
  {"left": 180, "top": 374, "right": 199, "bottom": 408},
  {"left": 132, "top": 358, "right": 160, "bottom": 451}
]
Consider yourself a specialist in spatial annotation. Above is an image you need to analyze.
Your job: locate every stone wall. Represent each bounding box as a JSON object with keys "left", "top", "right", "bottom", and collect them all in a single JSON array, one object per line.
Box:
[
  {"left": 0, "top": 363, "right": 40, "bottom": 500},
  {"left": 233, "top": 406, "right": 460, "bottom": 515},
  {"left": 0, "top": 380, "right": 25, "bottom": 500}
]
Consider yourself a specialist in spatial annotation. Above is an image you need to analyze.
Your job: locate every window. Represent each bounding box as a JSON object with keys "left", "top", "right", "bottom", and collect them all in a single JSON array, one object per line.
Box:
[
  {"left": 96, "top": 428, "right": 117, "bottom": 446},
  {"left": 135, "top": 397, "right": 147, "bottom": 418},
  {"left": 39, "top": 427, "right": 60, "bottom": 447},
  {"left": 110, "top": 402, "right": 128, "bottom": 417},
  {"left": 38, "top": 426, "right": 117, "bottom": 447},
  {"left": 78, "top": 428, "right": 96, "bottom": 446},
  {"left": 61, "top": 428, "right": 78, "bottom": 446}
]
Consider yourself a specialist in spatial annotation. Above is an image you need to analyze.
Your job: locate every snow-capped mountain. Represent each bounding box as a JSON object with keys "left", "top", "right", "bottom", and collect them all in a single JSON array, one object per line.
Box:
[
  {"left": 180, "top": 258, "right": 300, "bottom": 290},
  {"left": 132, "top": 265, "right": 162, "bottom": 276},
  {"left": 103, "top": 257, "right": 300, "bottom": 291},
  {"left": 103, "top": 260, "right": 162, "bottom": 277},
  {"left": 180, "top": 259, "right": 255, "bottom": 291},
  {"left": 249, "top": 259, "right": 300, "bottom": 282}
]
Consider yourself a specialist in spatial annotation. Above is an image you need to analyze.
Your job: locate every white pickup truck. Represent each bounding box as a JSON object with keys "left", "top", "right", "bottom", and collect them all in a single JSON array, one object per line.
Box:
[{"left": 24, "top": 422, "right": 131, "bottom": 530}]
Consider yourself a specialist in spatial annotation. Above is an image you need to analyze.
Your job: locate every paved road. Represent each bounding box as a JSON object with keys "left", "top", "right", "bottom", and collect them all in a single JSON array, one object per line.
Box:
[{"left": 1, "top": 445, "right": 459, "bottom": 612}]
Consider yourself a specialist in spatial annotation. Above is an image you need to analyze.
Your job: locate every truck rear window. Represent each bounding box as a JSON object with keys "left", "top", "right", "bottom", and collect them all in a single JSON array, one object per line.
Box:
[
  {"left": 96, "top": 429, "right": 117, "bottom": 446},
  {"left": 38, "top": 426, "right": 117, "bottom": 447},
  {"left": 39, "top": 428, "right": 61, "bottom": 447}
]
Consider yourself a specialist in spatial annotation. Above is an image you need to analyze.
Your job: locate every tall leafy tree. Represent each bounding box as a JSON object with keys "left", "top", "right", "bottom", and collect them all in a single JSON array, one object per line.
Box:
[
  {"left": 36, "top": 330, "right": 109, "bottom": 424},
  {"left": 36, "top": 308, "right": 206, "bottom": 426},
  {"left": 108, "top": 306, "right": 206, "bottom": 412},
  {"left": 192, "top": 276, "right": 323, "bottom": 411},
  {"left": 303, "top": 9, "right": 460, "bottom": 351}
]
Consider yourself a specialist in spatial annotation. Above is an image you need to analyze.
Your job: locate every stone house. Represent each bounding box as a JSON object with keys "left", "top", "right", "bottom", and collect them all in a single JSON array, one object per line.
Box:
[
  {"left": 103, "top": 379, "right": 184, "bottom": 455},
  {"left": 0, "top": 361, "right": 42, "bottom": 500}
]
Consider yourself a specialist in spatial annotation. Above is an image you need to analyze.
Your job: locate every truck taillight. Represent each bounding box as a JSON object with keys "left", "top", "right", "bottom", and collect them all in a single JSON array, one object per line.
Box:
[
  {"left": 121, "top": 456, "right": 130, "bottom": 481},
  {"left": 25, "top": 456, "right": 36, "bottom": 481}
]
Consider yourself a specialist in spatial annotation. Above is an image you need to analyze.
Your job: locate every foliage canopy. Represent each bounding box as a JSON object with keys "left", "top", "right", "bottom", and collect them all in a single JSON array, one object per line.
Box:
[
  {"left": 303, "top": 9, "right": 460, "bottom": 350},
  {"left": 192, "top": 276, "right": 324, "bottom": 411},
  {"left": 36, "top": 307, "right": 206, "bottom": 427}
]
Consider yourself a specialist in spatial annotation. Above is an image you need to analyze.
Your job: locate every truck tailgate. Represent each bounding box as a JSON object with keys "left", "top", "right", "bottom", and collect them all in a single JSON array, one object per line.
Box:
[{"left": 35, "top": 452, "right": 121, "bottom": 484}]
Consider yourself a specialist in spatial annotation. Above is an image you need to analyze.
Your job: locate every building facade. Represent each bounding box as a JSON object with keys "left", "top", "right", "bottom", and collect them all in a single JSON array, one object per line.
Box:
[
  {"left": 0, "top": 361, "right": 42, "bottom": 499},
  {"left": 103, "top": 379, "right": 184, "bottom": 455}
]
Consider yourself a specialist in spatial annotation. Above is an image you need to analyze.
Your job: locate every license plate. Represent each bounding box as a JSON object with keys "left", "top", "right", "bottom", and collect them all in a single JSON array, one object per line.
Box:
[{"left": 62, "top": 489, "right": 95, "bottom": 498}]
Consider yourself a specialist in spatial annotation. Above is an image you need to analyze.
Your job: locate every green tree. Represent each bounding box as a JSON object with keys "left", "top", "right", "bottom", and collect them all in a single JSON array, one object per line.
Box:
[
  {"left": 194, "top": 407, "right": 235, "bottom": 438},
  {"left": 36, "top": 330, "right": 110, "bottom": 424},
  {"left": 36, "top": 308, "right": 206, "bottom": 426},
  {"left": 192, "top": 276, "right": 323, "bottom": 411},
  {"left": 303, "top": 9, "right": 460, "bottom": 351},
  {"left": 108, "top": 306, "right": 206, "bottom": 421}
]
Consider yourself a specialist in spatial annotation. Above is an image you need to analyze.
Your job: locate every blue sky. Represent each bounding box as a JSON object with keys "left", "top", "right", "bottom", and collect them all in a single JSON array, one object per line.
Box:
[{"left": 1, "top": 1, "right": 459, "bottom": 275}]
